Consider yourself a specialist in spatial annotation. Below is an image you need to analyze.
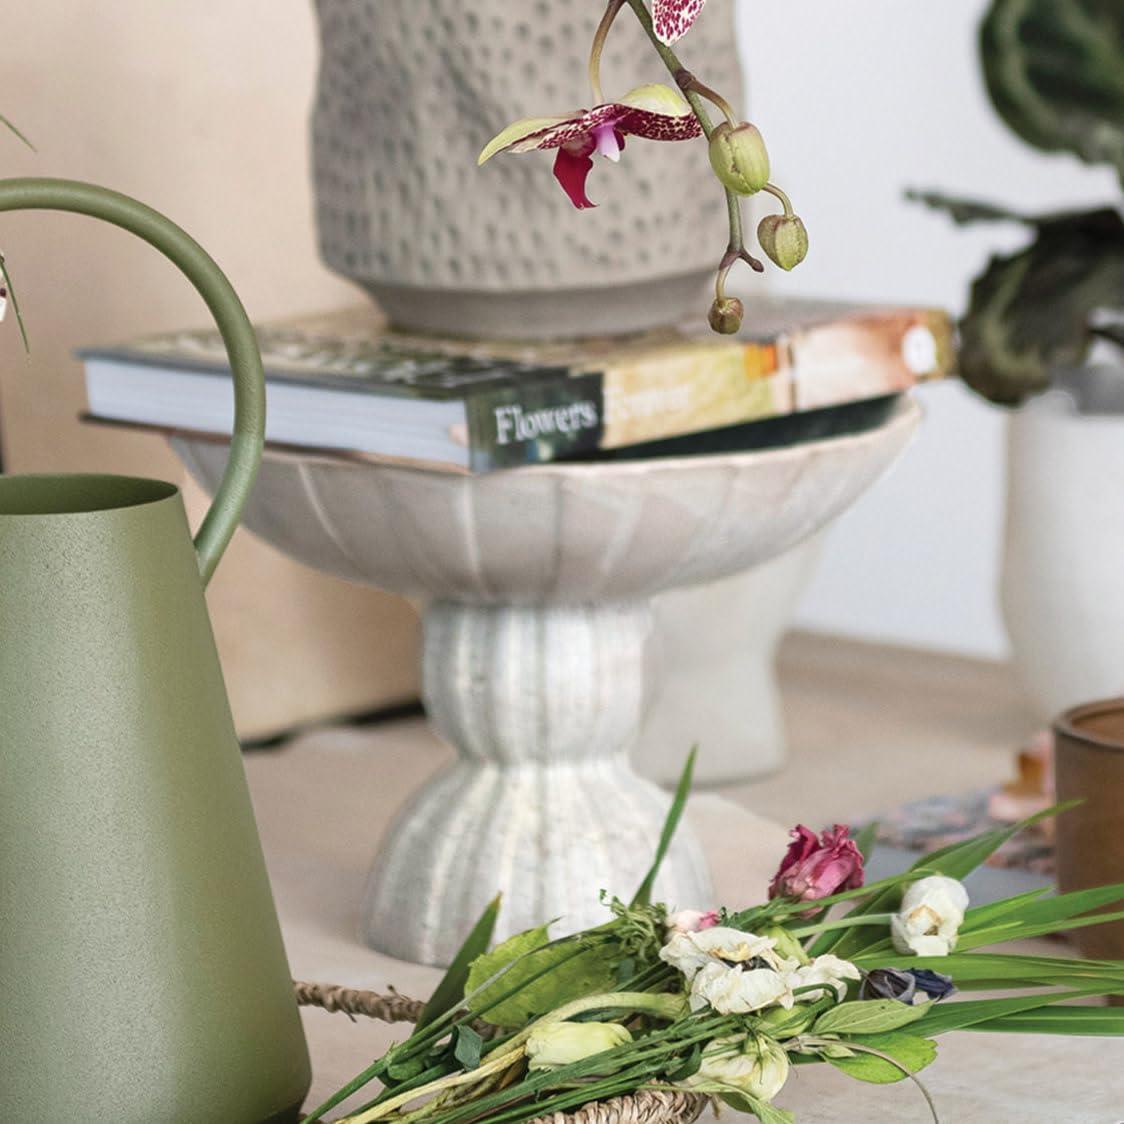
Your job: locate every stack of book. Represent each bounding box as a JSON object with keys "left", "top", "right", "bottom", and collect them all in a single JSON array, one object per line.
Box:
[{"left": 79, "top": 298, "right": 954, "bottom": 473}]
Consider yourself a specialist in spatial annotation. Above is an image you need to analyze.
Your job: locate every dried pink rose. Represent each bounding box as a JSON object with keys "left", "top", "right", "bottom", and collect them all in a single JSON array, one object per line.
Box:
[
  {"left": 478, "top": 84, "right": 701, "bottom": 209},
  {"left": 667, "top": 909, "right": 720, "bottom": 934},
  {"left": 768, "top": 824, "right": 865, "bottom": 904},
  {"left": 653, "top": 0, "right": 707, "bottom": 45}
]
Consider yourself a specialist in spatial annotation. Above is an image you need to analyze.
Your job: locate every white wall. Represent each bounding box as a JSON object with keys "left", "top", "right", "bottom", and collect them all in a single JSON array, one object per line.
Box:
[{"left": 734, "top": 0, "right": 1120, "bottom": 658}]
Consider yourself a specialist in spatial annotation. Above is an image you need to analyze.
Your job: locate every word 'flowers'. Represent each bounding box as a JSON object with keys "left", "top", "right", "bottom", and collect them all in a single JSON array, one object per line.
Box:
[
  {"left": 478, "top": 84, "right": 700, "bottom": 209},
  {"left": 769, "top": 824, "right": 865, "bottom": 906},
  {"left": 891, "top": 875, "right": 970, "bottom": 957}
]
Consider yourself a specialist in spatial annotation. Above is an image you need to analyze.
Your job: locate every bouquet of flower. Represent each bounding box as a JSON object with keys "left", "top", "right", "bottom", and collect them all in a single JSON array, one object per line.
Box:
[{"left": 303, "top": 756, "right": 1124, "bottom": 1123}]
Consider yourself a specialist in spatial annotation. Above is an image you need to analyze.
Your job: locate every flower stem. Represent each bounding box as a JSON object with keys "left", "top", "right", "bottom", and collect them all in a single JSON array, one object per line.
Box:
[
  {"left": 763, "top": 182, "right": 795, "bottom": 216},
  {"left": 589, "top": 0, "right": 625, "bottom": 103},
  {"left": 620, "top": 0, "right": 760, "bottom": 301}
]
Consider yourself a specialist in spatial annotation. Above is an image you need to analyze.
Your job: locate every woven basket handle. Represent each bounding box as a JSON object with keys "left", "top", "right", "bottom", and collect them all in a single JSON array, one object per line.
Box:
[{"left": 0, "top": 177, "right": 265, "bottom": 586}]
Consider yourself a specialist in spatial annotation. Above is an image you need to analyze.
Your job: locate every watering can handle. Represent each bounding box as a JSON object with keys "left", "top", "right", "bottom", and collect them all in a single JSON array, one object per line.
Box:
[{"left": 0, "top": 177, "right": 265, "bottom": 586}]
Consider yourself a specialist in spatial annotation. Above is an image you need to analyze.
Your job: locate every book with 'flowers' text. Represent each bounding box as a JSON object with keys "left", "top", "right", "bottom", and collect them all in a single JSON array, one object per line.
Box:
[{"left": 79, "top": 299, "right": 953, "bottom": 473}]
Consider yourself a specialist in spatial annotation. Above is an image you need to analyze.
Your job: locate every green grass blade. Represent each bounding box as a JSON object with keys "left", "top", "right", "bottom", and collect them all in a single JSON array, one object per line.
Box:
[
  {"left": 631, "top": 747, "right": 696, "bottom": 908},
  {"left": 0, "top": 112, "right": 35, "bottom": 150},
  {"left": 971, "top": 1006, "right": 1124, "bottom": 1035},
  {"left": 0, "top": 252, "right": 30, "bottom": 352},
  {"left": 914, "top": 988, "right": 1109, "bottom": 1035},
  {"left": 416, "top": 894, "right": 501, "bottom": 1031},
  {"left": 961, "top": 888, "right": 1052, "bottom": 931}
]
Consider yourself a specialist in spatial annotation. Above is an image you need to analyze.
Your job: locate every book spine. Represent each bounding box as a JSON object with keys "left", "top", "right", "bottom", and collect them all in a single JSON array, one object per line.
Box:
[{"left": 464, "top": 372, "right": 607, "bottom": 472}]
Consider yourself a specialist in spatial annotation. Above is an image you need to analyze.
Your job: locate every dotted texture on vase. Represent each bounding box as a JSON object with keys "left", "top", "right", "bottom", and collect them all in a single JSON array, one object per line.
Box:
[{"left": 311, "top": 0, "right": 743, "bottom": 293}]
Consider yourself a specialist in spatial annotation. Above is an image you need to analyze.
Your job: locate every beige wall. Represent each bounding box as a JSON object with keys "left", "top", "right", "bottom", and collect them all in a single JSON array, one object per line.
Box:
[{"left": 0, "top": 1, "right": 420, "bottom": 736}]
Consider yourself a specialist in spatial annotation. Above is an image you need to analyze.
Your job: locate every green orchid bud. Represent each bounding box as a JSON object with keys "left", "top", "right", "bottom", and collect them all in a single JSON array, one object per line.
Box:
[
  {"left": 708, "top": 295, "right": 744, "bottom": 335},
  {"left": 757, "top": 213, "right": 809, "bottom": 271},
  {"left": 526, "top": 1020, "right": 632, "bottom": 1073},
  {"left": 708, "top": 122, "right": 771, "bottom": 195}
]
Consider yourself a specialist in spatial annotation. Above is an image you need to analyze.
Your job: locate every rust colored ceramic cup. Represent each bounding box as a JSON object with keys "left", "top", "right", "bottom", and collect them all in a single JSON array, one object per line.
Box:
[{"left": 1054, "top": 698, "right": 1124, "bottom": 972}]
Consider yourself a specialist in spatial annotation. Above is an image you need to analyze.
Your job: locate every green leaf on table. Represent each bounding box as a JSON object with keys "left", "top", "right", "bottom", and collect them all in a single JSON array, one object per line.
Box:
[
  {"left": 814, "top": 999, "right": 928, "bottom": 1036},
  {"left": 416, "top": 893, "right": 501, "bottom": 1031},
  {"left": 631, "top": 746, "right": 697, "bottom": 908},
  {"left": 825, "top": 1031, "right": 937, "bottom": 1084},
  {"left": 853, "top": 821, "right": 880, "bottom": 865},
  {"left": 958, "top": 906, "right": 1124, "bottom": 951},
  {"left": 465, "top": 925, "right": 618, "bottom": 1028},
  {"left": 855, "top": 950, "right": 1124, "bottom": 993}
]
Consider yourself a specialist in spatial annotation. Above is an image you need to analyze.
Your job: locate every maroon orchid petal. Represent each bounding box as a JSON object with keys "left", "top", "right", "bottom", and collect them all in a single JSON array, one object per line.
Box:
[
  {"left": 553, "top": 143, "right": 597, "bottom": 209},
  {"left": 653, "top": 0, "right": 707, "bottom": 45}
]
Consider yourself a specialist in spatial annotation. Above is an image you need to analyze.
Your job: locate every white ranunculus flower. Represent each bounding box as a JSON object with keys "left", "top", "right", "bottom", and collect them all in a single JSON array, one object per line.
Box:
[
  {"left": 659, "top": 926, "right": 791, "bottom": 982},
  {"left": 681, "top": 1034, "right": 790, "bottom": 1102},
  {"left": 789, "top": 954, "right": 861, "bottom": 1002},
  {"left": 689, "top": 960, "right": 795, "bottom": 1014},
  {"left": 891, "top": 875, "right": 970, "bottom": 957}
]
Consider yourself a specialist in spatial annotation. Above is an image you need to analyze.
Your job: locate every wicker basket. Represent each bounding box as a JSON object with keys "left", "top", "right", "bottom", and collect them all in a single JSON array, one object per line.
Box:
[{"left": 295, "top": 981, "right": 709, "bottom": 1124}]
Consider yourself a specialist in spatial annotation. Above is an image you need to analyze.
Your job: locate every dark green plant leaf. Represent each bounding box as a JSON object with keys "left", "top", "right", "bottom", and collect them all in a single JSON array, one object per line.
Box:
[
  {"left": 814, "top": 999, "right": 928, "bottom": 1036},
  {"left": 416, "top": 894, "right": 501, "bottom": 1031},
  {"left": 975, "top": 1005, "right": 1124, "bottom": 1035},
  {"left": 464, "top": 925, "right": 617, "bottom": 1027},
  {"left": 631, "top": 747, "right": 696, "bottom": 908},
  {"left": 852, "top": 821, "right": 879, "bottom": 865},
  {"left": 825, "top": 1031, "right": 937, "bottom": 1085},
  {"left": 911, "top": 987, "right": 1109, "bottom": 1035},
  {"left": 907, "top": 189, "right": 1037, "bottom": 226},
  {"left": 721, "top": 1092, "right": 796, "bottom": 1123},
  {"left": 957, "top": 210, "right": 1124, "bottom": 405},
  {"left": 981, "top": 0, "right": 1124, "bottom": 182}
]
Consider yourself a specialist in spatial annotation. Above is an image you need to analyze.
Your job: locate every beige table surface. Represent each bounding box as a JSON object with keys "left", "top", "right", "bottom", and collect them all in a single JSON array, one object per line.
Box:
[{"left": 246, "top": 634, "right": 1124, "bottom": 1122}]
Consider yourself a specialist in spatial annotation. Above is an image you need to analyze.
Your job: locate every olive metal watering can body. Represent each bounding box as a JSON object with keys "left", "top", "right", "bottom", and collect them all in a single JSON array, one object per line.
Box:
[{"left": 0, "top": 180, "right": 310, "bottom": 1122}]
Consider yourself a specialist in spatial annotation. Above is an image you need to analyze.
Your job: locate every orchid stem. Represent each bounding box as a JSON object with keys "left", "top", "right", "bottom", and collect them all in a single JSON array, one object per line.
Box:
[
  {"left": 589, "top": 0, "right": 625, "bottom": 103},
  {"left": 764, "top": 182, "right": 795, "bottom": 216},
  {"left": 621, "top": 0, "right": 757, "bottom": 305}
]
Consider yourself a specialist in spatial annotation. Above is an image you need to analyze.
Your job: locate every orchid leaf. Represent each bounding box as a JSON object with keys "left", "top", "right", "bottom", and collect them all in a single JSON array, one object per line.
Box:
[
  {"left": 631, "top": 747, "right": 696, "bottom": 908},
  {"left": 416, "top": 894, "right": 501, "bottom": 1031},
  {"left": 907, "top": 189, "right": 1037, "bottom": 226}
]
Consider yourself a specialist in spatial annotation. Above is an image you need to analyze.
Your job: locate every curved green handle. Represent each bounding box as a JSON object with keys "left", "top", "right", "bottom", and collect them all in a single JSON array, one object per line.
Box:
[{"left": 0, "top": 177, "right": 265, "bottom": 586}]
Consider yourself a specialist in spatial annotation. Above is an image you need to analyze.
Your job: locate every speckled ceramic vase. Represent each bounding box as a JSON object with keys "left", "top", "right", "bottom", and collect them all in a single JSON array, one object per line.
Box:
[{"left": 311, "top": 0, "right": 743, "bottom": 338}]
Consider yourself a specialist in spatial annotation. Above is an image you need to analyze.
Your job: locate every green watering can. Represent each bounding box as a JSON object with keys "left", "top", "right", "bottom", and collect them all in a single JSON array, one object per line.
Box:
[{"left": 0, "top": 179, "right": 311, "bottom": 1122}]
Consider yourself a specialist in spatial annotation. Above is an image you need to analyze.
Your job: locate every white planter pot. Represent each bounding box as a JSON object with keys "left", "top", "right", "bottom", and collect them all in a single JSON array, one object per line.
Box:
[
  {"left": 1002, "top": 365, "right": 1124, "bottom": 720},
  {"left": 639, "top": 535, "right": 823, "bottom": 787}
]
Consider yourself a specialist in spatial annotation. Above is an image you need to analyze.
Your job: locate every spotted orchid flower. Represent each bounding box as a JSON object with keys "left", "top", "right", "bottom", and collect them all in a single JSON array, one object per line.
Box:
[
  {"left": 478, "top": 83, "right": 701, "bottom": 210},
  {"left": 653, "top": 0, "right": 707, "bottom": 45}
]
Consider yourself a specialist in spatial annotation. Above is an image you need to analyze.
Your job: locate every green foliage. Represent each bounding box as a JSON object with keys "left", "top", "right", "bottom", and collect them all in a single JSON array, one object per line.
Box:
[
  {"left": 813, "top": 999, "right": 928, "bottom": 1036},
  {"left": 631, "top": 748, "right": 696, "bottom": 908},
  {"left": 981, "top": 0, "right": 1124, "bottom": 183},
  {"left": 824, "top": 1031, "right": 938, "bottom": 1085},
  {"left": 465, "top": 925, "right": 618, "bottom": 1028},
  {"left": 417, "top": 894, "right": 501, "bottom": 1031},
  {"left": 721, "top": 1092, "right": 796, "bottom": 1123},
  {"left": 0, "top": 112, "right": 34, "bottom": 150}
]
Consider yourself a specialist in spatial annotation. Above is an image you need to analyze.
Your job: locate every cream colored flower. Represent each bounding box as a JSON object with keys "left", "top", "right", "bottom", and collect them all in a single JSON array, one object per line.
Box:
[
  {"left": 526, "top": 1021, "right": 632, "bottom": 1072},
  {"left": 891, "top": 875, "right": 970, "bottom": 957},
  {"left": 789, "top": 954, "right": 861, "bottom": 1002},
  {"left": 681, "top": 1034, "right": 790, "bottom": 1102},
  {"left": 660, "top": 926, "right": 791, "bottom": 981},
  {"left": 689, "top": 960, "right": 795, "bottom": 1014}
]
